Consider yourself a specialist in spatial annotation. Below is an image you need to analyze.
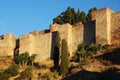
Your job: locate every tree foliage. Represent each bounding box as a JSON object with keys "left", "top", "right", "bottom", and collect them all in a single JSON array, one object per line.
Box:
[
  {"left": 4, "top": 64, "right": 19, "bottom": 76},
  {"left": 75, "top": 43, "right": 102, "bottom": 62},
  {"left": 87, "top": 43, "right": 102, "bottom": 55},
  {"left": 87, "top": 7, "right": 97, "bottom": 22},
  {"left": 60, "top": 39, "right": 70, "bottom": 77},
  {"left": 53, "top": 6, "right": 97, "bottom": 25},
  {"left": 28, "top": 54, "right": 37, "bottom": 66},
  {"left": 14, "top": 52, "right": 37, "bottom": 67},
  {"left": 0, "top": 72, "right": 11, "bottom": 80},
  {"left": 75, "top": 43, "right": 86, "bottom": 61},
  {"left": 17, "top": 66, "right": 33, "bottom": 80},
  {"left": 0, "top": 64, "right": 19, "bottom": 80}
]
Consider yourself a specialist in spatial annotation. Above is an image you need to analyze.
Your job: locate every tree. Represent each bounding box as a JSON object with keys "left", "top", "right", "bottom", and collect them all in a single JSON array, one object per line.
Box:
[
  {"left": 28, "top": 54, "right": 37, "bottom": 66},
  {"left": 87, "top": 7, "right": 97, "bottom": 22},
  {"left": 80, "top": 11, "right": 87, "bottom": 24},
  {"left": 14, "top": 52, "right": 29, "bottom": 67},
  {"left": 87, "top": 43, "right": 102, "bottom": 56},
  {"left": 53, "top": 32, "right": 61, "bottom": 67},
  {"left": 17, "top": 66, "right": 33, "bottom": 80},
  {"left": 75, "top": 43, "right": 86, "bottom": 61},
  {"left": 74, "top": 8, "right": 81, "bottom": 24},
  {"left": 60, "top": 39, "right": 70, "bottom": 77},
  {"left": 4, "top": 64, "right": 19, "bottom": 76},
  {"left": 53, "top": 6, "right": 76, "bottom": 25},
  {"left": 53, "top": 15, "right": 63, "bottom": 24},
  {"left": 14, "top": 52, "right": 37, "bottom": 67},
  {"left": 0, "top": 72, "right": 11, "bottom": 80},
  {"left": 70, "top": 8, "right": 76, "bottom": 24},
  {"left": 0, "top": 64, "right": 19, "bottom": 80},
  {"left": 62, "top": 6, "right": 72, "bottom": 24},
  {"left": 53, "top": 6, "right": 97, "bottom": 25}
]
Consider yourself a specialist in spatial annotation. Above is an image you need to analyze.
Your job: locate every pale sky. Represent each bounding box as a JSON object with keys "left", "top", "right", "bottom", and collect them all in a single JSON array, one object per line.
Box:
[{"left": 0, "top": 0, "right": 120, "bottom": 36}]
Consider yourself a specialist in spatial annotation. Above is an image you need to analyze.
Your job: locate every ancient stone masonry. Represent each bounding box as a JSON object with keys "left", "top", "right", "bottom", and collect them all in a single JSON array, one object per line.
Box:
[
  {"left": 0, "top": 33, "right": 17, "bottom": 56},
  {"left": 0, "top": 7, "right": 120, "bottom": 61}
]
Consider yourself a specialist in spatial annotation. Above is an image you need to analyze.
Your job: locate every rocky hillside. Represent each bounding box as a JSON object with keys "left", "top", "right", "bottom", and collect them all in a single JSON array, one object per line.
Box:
[
  {"left": 63, "top": 44, "right": 120, "bottom": 80},
  {"left": 0, "top": 45, "right": 120, "bottom": 80}
]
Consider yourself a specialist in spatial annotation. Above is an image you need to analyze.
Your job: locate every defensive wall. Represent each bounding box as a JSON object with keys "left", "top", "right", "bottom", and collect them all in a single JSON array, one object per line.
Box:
[
  {"left": 111, "top": 12, "right": 120, "bottom": 44},
  {"left": 0, "top": 7, "right": 120, "bottom": 61},
  {"left": 0, "top": 33, "right": 17, "bottom": 56}
]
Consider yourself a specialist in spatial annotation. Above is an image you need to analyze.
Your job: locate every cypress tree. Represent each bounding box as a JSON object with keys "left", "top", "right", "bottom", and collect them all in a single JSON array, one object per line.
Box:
[{"left": 60, "top": 39, "right": 70, "bottom": 77}]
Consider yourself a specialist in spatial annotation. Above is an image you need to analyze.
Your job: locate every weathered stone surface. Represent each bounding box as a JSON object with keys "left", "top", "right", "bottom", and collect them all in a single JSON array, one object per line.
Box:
[
  {"left": 111, "top": 12, "right": 120, "bottom": 44},
  {"left": 0, "top": 33, "right": 17, "bottom": 56},
  {"left": 92, "top": 8, "right": 115, "bottom": 44},
  {"left": 0, "top": 7, "right": 120, "bottom": 61},
  {"left": 72, "top": 22, "right": 84, "bottom": 54},
  {"left": 19, "top": 31, "right": 52, "bottom": 61}
]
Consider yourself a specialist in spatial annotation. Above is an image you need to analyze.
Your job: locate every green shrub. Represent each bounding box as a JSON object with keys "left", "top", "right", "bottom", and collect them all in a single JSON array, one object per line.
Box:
[
  {"left": 4, "top": 64, "right": 19, "bottom": 76},
  {"left": 80, "top": 59, "right": 91, "bottom": 65},
  {"left": 6, "top": 56, "right": 12, "bottom": 58},
  {"left": 0, "top": 72, "right": 11, "bottom": 80},
  {"left": 14, "top": 52, "right": 37, "bottom": 67},
  {"left": 46, "top": 75, "right": 52, "bottom": 80},
  {"left": 14, "top": 52, "right": 29, "bottom": 65},
  {"left": 18, "top": 66, "right": 34, "bottom": 80},
  {"left": 0, "top": 69, "right": 4, "bottom": 74},
  {"left": 75, "top": 43, "right": 86, "bottom": 61},
  {"left": 28, "top": 54, "right": 37, "bottom": 66},
  {"left": 87, "top": 43, "right": 102, "bottom": 56}
]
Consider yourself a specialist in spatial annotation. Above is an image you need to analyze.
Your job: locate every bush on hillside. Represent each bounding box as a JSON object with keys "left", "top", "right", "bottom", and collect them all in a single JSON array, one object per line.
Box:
[
  {"left": 17, "top": 66, "right": 34, "bottom": 80},
  {"left": 75, "top": 43, "right": 103, "bottom": 62},
  {"left": 14, "top": 52, "right": 37, "bottom": 67},
  {"left": 4, "top": 64, "right": 19, "bottom": 76}
]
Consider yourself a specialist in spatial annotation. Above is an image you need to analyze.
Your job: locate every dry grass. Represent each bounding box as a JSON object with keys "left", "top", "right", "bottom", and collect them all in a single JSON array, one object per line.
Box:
[
  {"left": 0, "top": 56, "right": 13, "bottom": 70},
  {"left": 39, "top": 58, "right": 54, "bottom": 68}
]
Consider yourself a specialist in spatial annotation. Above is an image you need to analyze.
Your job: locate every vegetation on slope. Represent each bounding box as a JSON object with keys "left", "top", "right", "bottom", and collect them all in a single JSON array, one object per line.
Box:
[{"left": 0, "top": 44, "right": 120, "bottom": 80}]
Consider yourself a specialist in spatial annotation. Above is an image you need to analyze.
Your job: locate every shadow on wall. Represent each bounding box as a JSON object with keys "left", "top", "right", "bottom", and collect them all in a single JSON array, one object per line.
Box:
[
  {"left": 84, "top": 21, "right": 96, "bottom": 45},
  {"left": 14, "top": 39, "right": 20, "bottom": 57},
  {"left": 51, "top": 31, "right": 57, "bottom": 59},
  {"left": 63, "top": 67, "right": 120, "bottom": 80}
]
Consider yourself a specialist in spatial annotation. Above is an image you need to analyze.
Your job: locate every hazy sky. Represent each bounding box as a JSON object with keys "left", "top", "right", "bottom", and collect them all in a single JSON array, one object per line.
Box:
[{"left": 0, "top": 0, "right": 120, "bottom": 36}]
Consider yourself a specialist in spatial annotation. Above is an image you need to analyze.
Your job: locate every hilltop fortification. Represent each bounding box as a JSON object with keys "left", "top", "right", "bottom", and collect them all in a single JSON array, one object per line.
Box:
[{"left": 0, "top": 7, "right": 120, "bottom": 61}]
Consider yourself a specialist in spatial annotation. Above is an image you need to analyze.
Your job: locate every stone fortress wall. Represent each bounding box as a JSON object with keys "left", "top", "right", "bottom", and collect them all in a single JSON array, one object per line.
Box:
[
  {"left": 0, "top": 34, "right": 17, "bottom": 56},
  {"left": 0, "top": 7, "right": 120, "bottom": 61},
  {"left": 111, "top": 12, "right": 120, "bottom": 44}
]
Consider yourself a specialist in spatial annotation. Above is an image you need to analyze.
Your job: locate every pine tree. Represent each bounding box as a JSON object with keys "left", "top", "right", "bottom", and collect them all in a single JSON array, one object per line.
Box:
[
  {"left": 62, "top": 6, "right": 72, "bottom": 24},
  {"left": 87, "top": 7, "right": 97, "bottom": 22},
  {"left": 70, "top": 8, "right": 76, "bottom": 24},
  {"left": 75, "top": 8, "right": 81, "bottom": 24},
  {"left": 53, "top": 15, "right": 63, "bottom": 24},
  {"left": 53, "top": 6, "right": 97, "bottom": 24},
  {"left": 80, "top": 11, "right": 87, "bottom": 24}
]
